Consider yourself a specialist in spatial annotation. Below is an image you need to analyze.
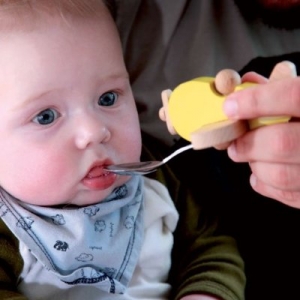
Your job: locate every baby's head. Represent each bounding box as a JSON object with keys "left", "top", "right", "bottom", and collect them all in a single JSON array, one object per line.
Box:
[{"left": 0, "top": 0, "right": 141, "bottom": 207}]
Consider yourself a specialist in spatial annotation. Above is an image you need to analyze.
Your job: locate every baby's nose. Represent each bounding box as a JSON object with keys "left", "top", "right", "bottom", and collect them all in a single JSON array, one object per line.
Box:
[{"left": 74, "top": 115, "right": 111, "bottom": 149}]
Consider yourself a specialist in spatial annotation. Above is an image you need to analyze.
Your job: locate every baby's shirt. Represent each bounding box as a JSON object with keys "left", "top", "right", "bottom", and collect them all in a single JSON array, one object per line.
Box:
[{"left": 0, "top": 176, "right": 178, "bottom": 300}]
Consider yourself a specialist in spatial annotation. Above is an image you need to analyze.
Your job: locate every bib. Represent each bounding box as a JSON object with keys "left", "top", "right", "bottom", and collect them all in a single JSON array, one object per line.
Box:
[{"left": 0, "top": 176, "right": 144, "bottom": 294}]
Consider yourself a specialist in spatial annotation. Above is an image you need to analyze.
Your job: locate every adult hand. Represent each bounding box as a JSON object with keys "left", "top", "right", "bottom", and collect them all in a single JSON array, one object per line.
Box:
[{"left": 220, "top": 61, "right": 300, "bottom": 208}]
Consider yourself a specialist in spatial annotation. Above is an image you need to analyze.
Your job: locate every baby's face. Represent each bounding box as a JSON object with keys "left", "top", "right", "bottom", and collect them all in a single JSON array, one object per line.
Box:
[{"left": 0, "top": 8, "right": 141, "bottom": 206}]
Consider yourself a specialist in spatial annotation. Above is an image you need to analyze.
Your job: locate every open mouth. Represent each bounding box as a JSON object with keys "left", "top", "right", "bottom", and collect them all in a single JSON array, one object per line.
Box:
[
  {"left": 85, "top": 165, "right": 110, "bottom": 179},
  {"left": 82, "top": 162, "right": 117, "bottom": 190}
]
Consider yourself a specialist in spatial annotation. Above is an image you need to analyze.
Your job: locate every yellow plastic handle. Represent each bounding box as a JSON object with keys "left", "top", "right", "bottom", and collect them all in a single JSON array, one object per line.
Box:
[{"left": 168, "top": 77, "right": 290, "bottom": 141}]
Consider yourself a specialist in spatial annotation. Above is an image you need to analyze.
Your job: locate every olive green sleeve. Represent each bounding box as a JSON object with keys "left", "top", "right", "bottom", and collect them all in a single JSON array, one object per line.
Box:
[
  {"left": 167, "top": 183, "right": 245, "bottom": 300},
  {"left": 141, "top": 132, "right": 245, "bottom": 300},
  {"left": 0, "top": 219, "right": 27, "bottom": 300}
]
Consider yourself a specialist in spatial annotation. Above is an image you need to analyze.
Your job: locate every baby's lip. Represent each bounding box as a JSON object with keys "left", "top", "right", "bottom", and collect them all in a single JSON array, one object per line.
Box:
[
  {"left": 82, "top": 159, "right": 117, "bottom": 191},
  {"left": 86, "top": 166, "right": 107, "bottom": 179},
  {"left": 84, "top": 160, "right": 113, "bottom": 179}
]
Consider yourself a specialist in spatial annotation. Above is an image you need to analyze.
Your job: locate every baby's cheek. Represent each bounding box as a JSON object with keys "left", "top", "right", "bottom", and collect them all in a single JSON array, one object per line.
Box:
[
  {"left": 123, "top": 128, "right": 142, "bottom": 162},
  {"left": 9, "top": 155, "right": 70, "bottom": 205}
]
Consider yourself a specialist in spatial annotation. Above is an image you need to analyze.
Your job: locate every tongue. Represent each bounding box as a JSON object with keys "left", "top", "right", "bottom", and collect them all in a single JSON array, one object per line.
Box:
[{"left": 87, "top": 166, "right": 103, "bottom": 178}]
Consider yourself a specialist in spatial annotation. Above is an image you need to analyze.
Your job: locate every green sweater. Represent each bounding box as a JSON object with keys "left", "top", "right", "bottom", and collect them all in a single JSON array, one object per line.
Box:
[{"left": 0, "top": 133, "right": 245, "bottom": 300}]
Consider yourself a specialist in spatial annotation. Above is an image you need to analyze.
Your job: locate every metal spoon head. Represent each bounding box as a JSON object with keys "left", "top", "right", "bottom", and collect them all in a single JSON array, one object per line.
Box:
[{"left": 104, "top": 161, "right": 161, "bottom": 176}]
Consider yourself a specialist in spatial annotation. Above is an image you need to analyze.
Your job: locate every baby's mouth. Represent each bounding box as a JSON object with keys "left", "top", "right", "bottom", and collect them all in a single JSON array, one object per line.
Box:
[
  {"left": 82, "top": 162, "right": 117, "bottom": 190},
  {"left": 85, "top": 166, "right": 110, "bottom": 179}
]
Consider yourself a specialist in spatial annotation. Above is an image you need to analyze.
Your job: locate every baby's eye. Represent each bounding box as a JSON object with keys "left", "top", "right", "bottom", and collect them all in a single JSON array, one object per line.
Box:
[
  {"left": 98, "top": 91, "right": 118, "bottom": 107},
  {"left": 32, "top": 108, "right": 60, "bottom": 125}
]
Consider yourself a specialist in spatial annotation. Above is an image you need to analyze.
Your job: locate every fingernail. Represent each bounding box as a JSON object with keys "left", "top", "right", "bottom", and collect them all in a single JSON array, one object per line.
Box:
[
  {"left": 250, "top": 174, "right": 257, "bottom": 187},
  {"left": 223, "top": 97, "right": 238, "bottom": 118},
  {"left": 227, "top": 143, "right": 237, "bottom": 159}
]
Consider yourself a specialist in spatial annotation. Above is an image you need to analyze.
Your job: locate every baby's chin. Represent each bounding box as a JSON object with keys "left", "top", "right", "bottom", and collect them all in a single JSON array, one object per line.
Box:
[
  {"left": 13, "top": 190, "right": 110, "bottom": 208},
  {"left": 62, "top": 191, "right": 115, "bottom": 207},
  {"left": 9, "top": 175, "right": 132, "bottom": 207},
  {"left": 63, "top": 178, "right": 132, "bottom": 207}
]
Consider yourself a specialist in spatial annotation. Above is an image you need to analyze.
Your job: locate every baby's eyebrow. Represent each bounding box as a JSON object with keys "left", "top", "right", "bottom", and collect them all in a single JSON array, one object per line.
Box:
[
  {"left": 11, "top": 90, "right": 55, "bottom": 111},
  {"left": 12, "top": 72, "right": 130, "bottom": 111},
  {"left": 101, "top": 72, "right": 130, "bottom": 82}
]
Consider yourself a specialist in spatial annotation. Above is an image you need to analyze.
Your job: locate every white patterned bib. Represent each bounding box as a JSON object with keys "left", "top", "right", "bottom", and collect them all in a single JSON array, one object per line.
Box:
[{"left": 0, "top": 176, "right": 144, "bottom": 295}]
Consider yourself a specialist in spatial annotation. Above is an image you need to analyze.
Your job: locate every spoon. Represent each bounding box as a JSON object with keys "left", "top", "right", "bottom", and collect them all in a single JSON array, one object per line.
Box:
[{"left": 105, "top": 144, "right": 193, "bottom": 175}]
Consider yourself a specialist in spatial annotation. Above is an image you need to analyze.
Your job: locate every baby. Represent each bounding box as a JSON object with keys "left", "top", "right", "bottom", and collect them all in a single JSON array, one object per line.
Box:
[{"left": 0, "top": 1, "right": 244, "bottom": 300}]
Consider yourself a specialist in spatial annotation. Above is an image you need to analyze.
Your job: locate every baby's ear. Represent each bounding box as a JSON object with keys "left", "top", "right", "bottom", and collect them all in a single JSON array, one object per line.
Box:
[
  {"left": 214, "top": 69, "right": 241, "bottom": 95},
  {"left": 159, "top": 89, "right": 177, "bottom": 135}
]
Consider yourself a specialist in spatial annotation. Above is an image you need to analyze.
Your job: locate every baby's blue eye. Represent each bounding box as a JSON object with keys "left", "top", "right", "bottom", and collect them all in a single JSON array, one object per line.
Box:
[
  {"left": 33, "top": 108, "right": 59, "bottom": 125},
  {"left": 98, "top": 91, "right": 118, "bottom": 107}
]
